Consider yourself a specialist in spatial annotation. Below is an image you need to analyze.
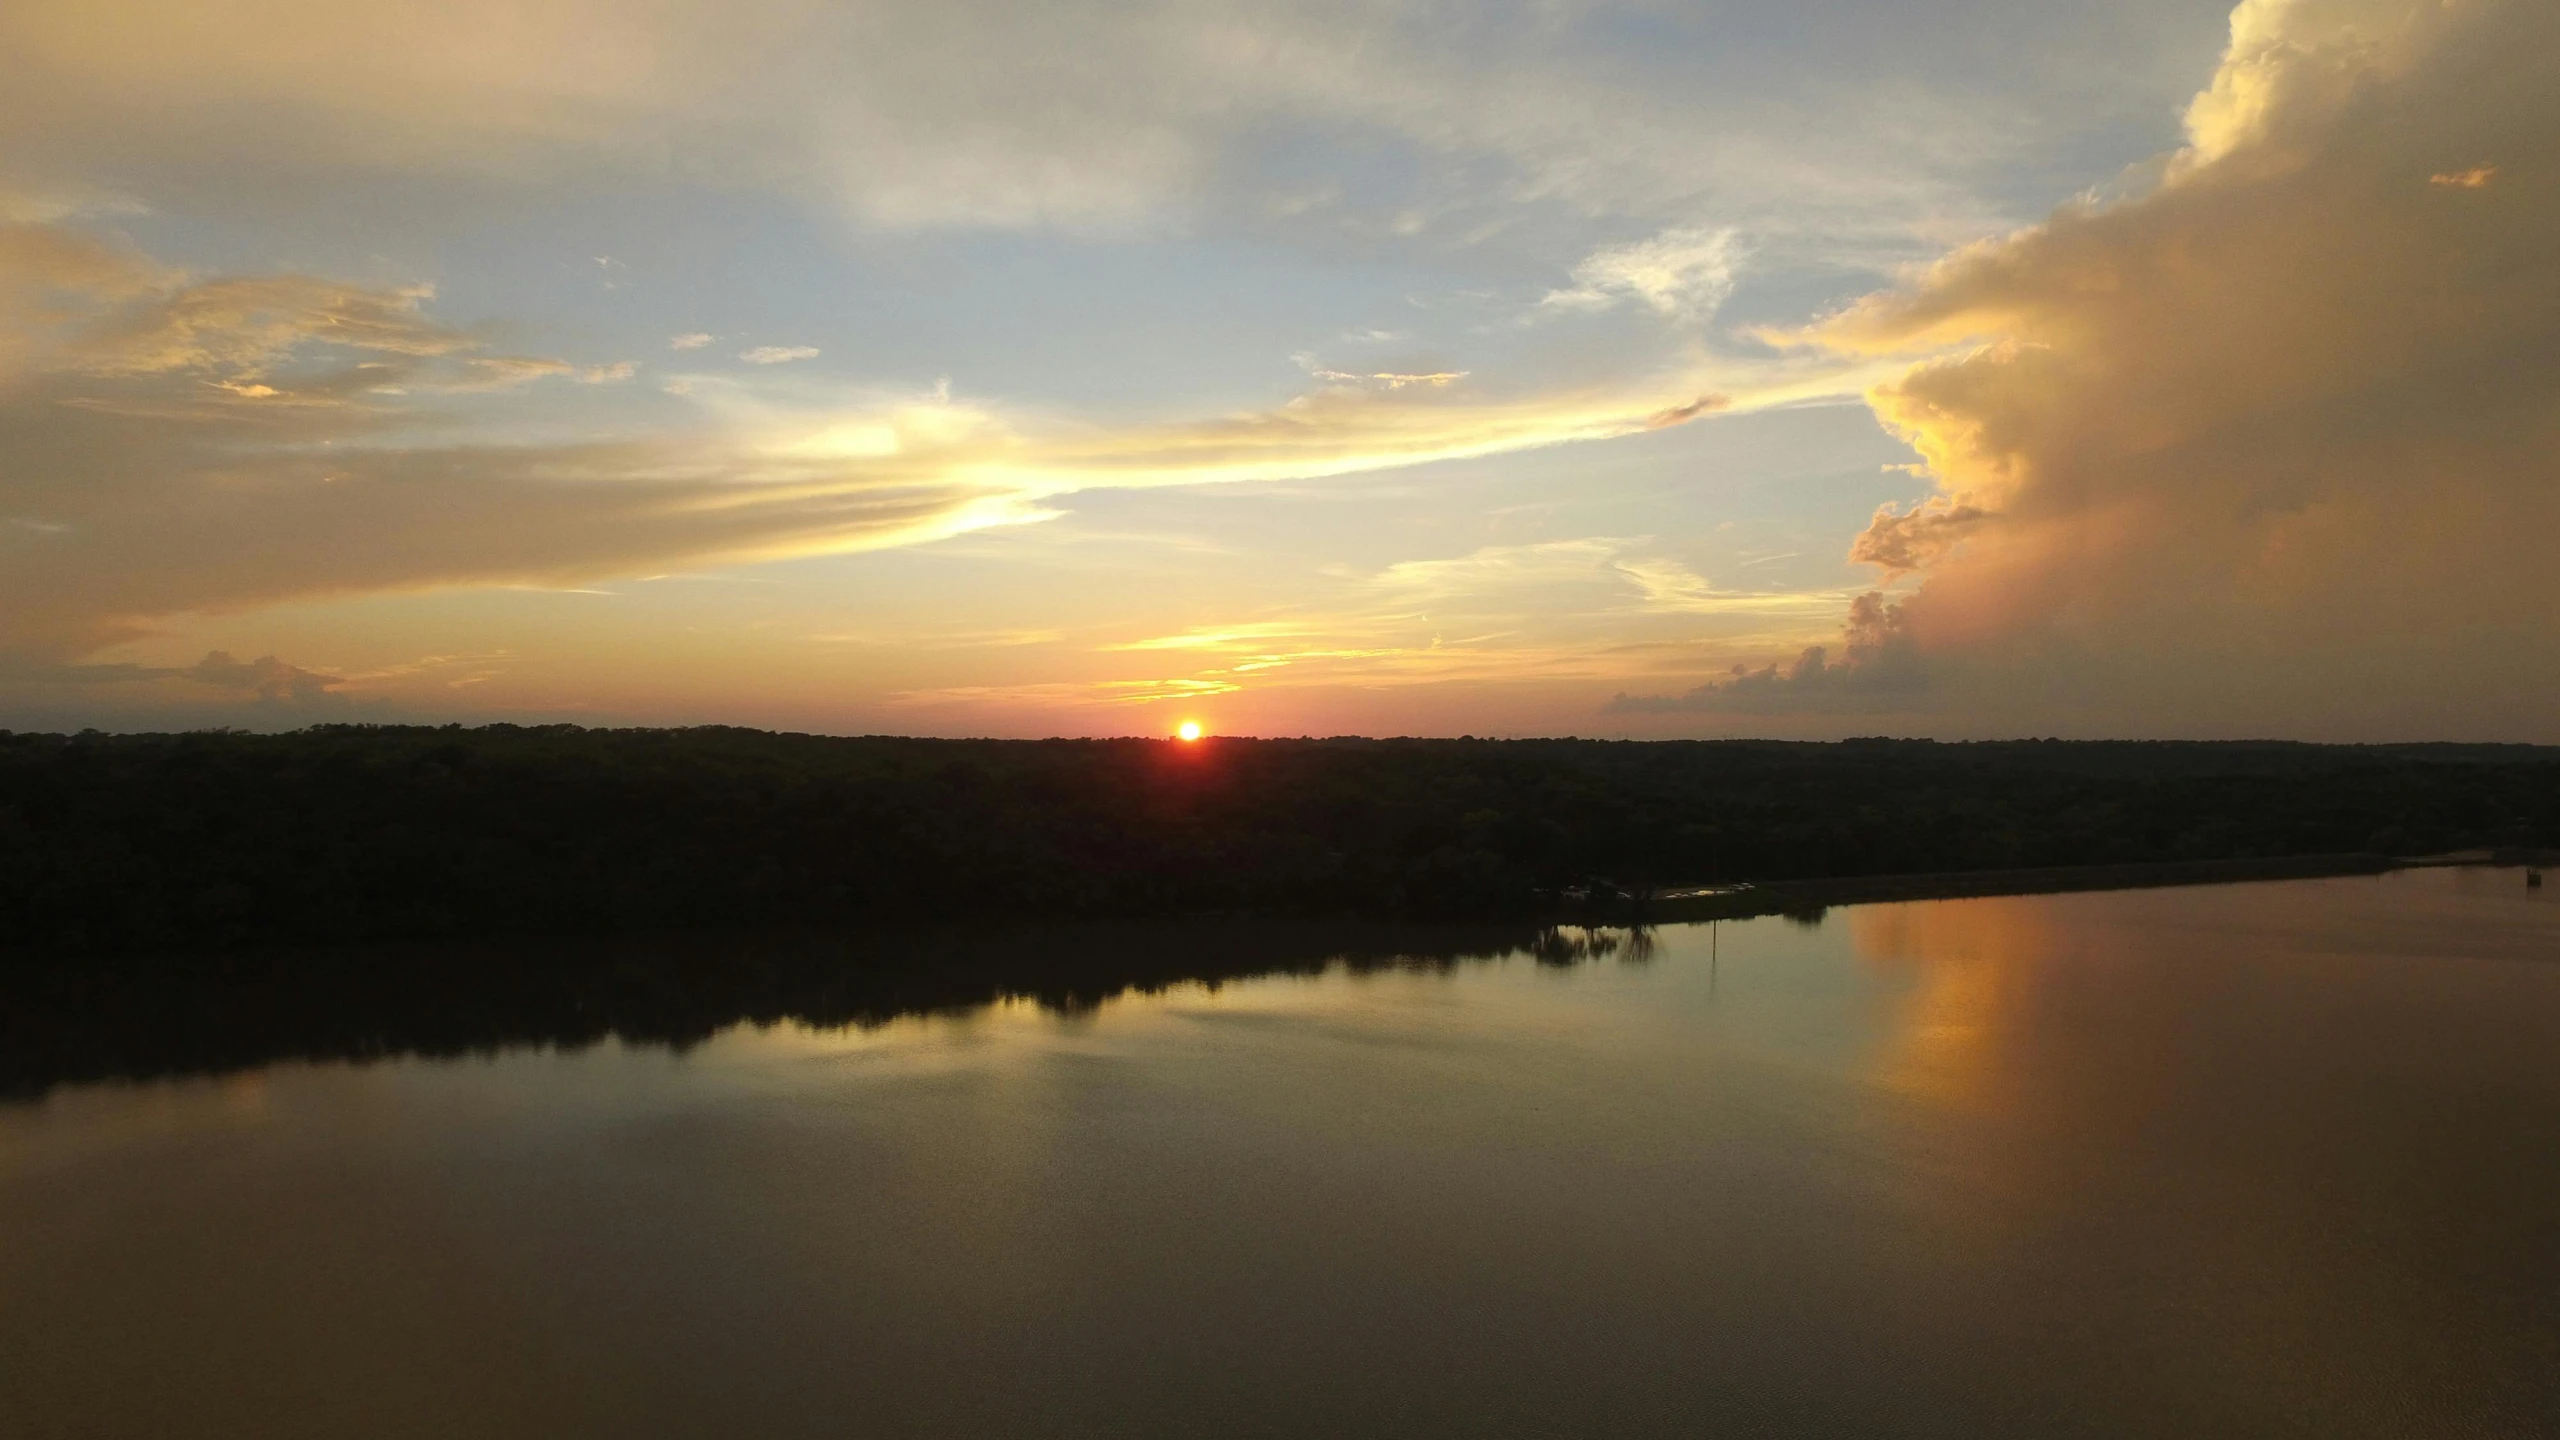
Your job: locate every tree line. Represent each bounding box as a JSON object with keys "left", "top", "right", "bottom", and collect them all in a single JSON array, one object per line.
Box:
[{"left": 3, "top": 725, "right": 2556, "bottom": 952}]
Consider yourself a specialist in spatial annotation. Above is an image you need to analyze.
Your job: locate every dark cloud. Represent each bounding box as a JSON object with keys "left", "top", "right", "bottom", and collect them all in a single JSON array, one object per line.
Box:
[
  {"left": 0, "top": 647, "right": 349, "bottom": 723},
  {"left": 1607, "top": 592, "right": 1927, "bottom": 713},
  {"left": 1643, "top": 394, "right": 1729, "bottom": 429},
  {"left": 181, "top": 651, "right": 343, "bottom": 705},
  {"left": 1849, "top": 499, "right": 1987, "bottom": 574}
]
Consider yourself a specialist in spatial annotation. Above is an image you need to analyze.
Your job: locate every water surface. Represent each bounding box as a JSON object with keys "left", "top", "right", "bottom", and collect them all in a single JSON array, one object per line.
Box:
[{"left": 5, "top": 868, "right": 2557, "bottom": 1437}]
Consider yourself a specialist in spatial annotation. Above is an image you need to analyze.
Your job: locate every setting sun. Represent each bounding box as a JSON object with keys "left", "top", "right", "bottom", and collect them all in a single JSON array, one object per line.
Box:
[{"left": 1176, "top": 721, "right": 1204, "bottom": 742}]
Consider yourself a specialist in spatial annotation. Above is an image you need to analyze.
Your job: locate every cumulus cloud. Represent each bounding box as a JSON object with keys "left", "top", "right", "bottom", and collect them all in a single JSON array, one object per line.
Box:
[
  {"left": 668, "top": 332, "right": 714, "bottom": 350},
  {"left": 738, "top": 345, "right": 819, "bottom": 365},
  {"left": 1751, "top": 0, "right": 2560, "bottom": 737}
]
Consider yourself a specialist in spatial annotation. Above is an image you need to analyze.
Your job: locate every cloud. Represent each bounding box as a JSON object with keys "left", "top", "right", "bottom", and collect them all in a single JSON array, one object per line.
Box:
[
  {"left": 1754, "top": 0, "right": 2560, "bottom": 737},
  {"left": 0, "top": 235, "right": 623, "bottom": 404},
  {"left": 1612, "top": 557, "right": 1855, "bottom": 619},
  {"left": 0, "top": 185, "right": 148, "bottom": 225},
  {"left": 1309, "top": 369, "right": 1467, "bottom": 390},
  {"left": 1542, "top": 226, "right": 1741, "bottom": 320},
  {"left": 668, "top": 332, "right": 714, "bottom": 350},
  {"left": 0, "top": 2, "right": 2268, "bottom": 735},
  {"left": 738, "top": 345, "right": 819, "bottom": 365},
  {"left": 0, "top": 1, "right": 2224, "bottom": 250},
  {"left": 444, "top": 355, "right": 637, "bottom": 390},
  {"left": 992, "top": 537, "right": 1870, "bottom": 721},
  {"left": 1, "top": 216, "right": 1774, "bottom": 669},
  {"left": 1606, "top": 593, "right": 1926, "bottom": 713},
  {"left": 0, "top": 223, "right": 1010, "bottom": 655},
  {"left": 58, "top": 273, "right": 476, "bottom": 392},
  {"left": 182, "top": 649, "right": 344, "bottom": 704},
  {"left": 1642, "top": 395, "right": 1727, "bottom": 429},
  {"left": 1847, "top": 499, "right": 1988, "bottom": 574},
  {"left": 0, "top": 646, "right": 349, "bottom": 716},
  {"left": 1105, "top": 623, "right": 1319, "bottom": 654},
  {"left": 1421, "top": 540, "right": 1629, "bottom": 603}
]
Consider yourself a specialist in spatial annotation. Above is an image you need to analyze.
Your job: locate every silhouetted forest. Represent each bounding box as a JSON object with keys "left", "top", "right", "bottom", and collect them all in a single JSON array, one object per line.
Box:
[
  {"left": 5, "top": 726, "right": 2559, "bottom": 953},
  {"left": 0, "top": 917, "right": 1570, "bottom": 1098}
]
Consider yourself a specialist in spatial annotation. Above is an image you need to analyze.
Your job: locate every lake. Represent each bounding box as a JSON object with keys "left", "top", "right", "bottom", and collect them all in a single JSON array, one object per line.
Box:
[{"left": 4, "top": 867, "right": 2556, "bottom": 1437}]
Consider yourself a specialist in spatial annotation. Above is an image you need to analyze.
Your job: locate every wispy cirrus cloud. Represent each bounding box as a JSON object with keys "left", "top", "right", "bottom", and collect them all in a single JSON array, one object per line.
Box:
[
  {"left": 1308, "top": 368, "right": 1467, "bottom": 390},
  {"left": 899, "top": 537, "right": 1855, "bottom": 721},
  {"left": 0, "top": 0, "right": 2221, "bottom": 251},
  {"left": 0, "top": 216, "right": 1834, "bottom": 668},
  {"left": 1540, "top": 226, "right": 1741, "bottom": 321}
]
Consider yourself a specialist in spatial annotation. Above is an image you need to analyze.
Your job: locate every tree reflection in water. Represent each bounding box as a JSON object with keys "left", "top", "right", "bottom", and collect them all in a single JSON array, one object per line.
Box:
[
  {"left": 1527, "top": 925, "right": 1656, "bottom": 966},
  {"left": 0, "top": 918, "right": 1657, "bottom": 1099}
]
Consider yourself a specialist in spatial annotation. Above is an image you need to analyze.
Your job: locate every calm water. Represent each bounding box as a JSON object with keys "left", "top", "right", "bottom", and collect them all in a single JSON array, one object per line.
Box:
[{"left": 4, "top": 868, "right": 2557, "bottom": 1438}]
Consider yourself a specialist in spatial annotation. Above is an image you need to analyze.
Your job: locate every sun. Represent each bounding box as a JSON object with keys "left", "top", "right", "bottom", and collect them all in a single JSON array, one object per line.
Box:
[{"left": 1175, "top": 720, "right": 1204, "bottom": 742}]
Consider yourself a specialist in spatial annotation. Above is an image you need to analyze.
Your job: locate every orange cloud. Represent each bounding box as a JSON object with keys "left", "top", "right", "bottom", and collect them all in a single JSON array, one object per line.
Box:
[{"left": 1758, "top": 0, "right": 2560, "bottom": 737}]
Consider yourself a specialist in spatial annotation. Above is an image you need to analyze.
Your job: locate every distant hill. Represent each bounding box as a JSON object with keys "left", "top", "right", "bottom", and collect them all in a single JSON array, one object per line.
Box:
[{"left": 4, "top": 727, "right": 2557, "bottom": 951}]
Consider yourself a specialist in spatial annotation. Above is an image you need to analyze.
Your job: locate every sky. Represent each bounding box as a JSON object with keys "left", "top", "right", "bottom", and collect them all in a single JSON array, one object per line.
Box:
[{"left": 2, "top": 0, "right": 2552, "bottom": 739}]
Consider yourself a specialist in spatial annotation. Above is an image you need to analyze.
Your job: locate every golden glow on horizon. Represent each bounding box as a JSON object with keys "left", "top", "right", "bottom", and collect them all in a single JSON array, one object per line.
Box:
[{"left": 1175, "top": 720, "right": 1204, "bottom": 742}]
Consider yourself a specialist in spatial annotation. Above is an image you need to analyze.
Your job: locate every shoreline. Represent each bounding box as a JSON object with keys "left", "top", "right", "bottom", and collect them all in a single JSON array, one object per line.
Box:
[
  {"left": 5, "top": 854, "right": 2546, "bottom": 1098},
  {"left": 1611, "top": 851, "right": 2553, "bottom": 926}
]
